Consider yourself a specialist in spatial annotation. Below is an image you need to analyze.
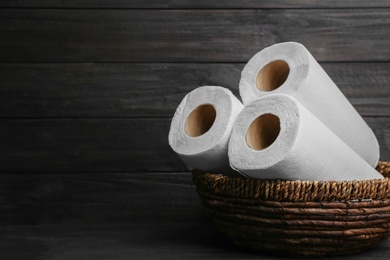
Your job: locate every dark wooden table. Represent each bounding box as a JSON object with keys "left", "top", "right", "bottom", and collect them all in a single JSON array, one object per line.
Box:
[{"left": 0, "top": 1, "right": 389, "bottom": 259}]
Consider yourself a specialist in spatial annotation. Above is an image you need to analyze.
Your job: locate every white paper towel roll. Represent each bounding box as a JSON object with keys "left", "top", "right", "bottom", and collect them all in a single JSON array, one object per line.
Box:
[
  {"left": 229, "top": 94, "right": 383, "bottom": 181},
  {"left": 239, "top": 42, "right": 380, "bottom": 167},
  {"left": 169, "top": 86, "right": 243, "bottom": 176}
]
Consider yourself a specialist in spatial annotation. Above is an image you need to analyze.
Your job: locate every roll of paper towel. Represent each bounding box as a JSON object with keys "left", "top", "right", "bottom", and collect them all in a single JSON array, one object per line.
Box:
[
  {"left": 239, "top": 42, "right": 380, "bottom": 167},
  {"left": 229, "top": 94, "right": 383, "bottom": 181},
  {"left": 169, "top": 86, "right": 243, "bottom": 176}
]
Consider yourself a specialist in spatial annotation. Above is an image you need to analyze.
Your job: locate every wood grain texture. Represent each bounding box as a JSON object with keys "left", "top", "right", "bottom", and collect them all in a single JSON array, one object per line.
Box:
[
  {"left": 0, "top": 118, "right": 186, "bottom": 173},
  {"left": 0, "top": 172, "right": 200, "bottom": 225},
  {"left": 1, "top": 0, "right": 390, "bottom": 8},
  {"left": 1, "top": 223, "right": 390, "bottom": 259},
  {"left": 1, "top": 171, "right": 390, "bottom": 259},
  {"left": 0, "top": 63, "right": 240, "bottom": 118},
  {"left": 1, "top": 170, "right": 390, "bottom": 258},
  {"left": 0, "top": 117, "right": 388, "bottom": 173},
  {"left": 0, "top": 63, "right": 388, "bottom": 118},
  {"left": 1, "top": 9, "right": 390, "bottom": 62}
]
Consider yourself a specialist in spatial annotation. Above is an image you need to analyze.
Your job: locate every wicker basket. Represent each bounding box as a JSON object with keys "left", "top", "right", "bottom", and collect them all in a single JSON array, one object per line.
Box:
[{"left": 192, "top": 161, "right": 390, "bottom": 257}]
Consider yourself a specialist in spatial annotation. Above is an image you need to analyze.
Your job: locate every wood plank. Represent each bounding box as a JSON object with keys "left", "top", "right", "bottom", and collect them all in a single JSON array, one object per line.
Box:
[
  {"left": 0, "top": 63, "right": 388, "bottom": 118},
  {"left": 1, "top": 0, "right": 390, "bottom": 8},
  {"left": 1, "top": 9, "right": 390, "bottom": 62},
  {"left": 0, "top": 117, "right": 388, "bottom": 173},
  {"left": 0, "top": 118, "right": 186, "bottom": 173},
  {"left": 1, "top": 170, "right": 390, "bottom": 258},
  {"left": 1, "top": 223, "right": 390, "bottom": 259},
  {"left": 1, "top": 169, "right": 390, "bottom": 258},
  {"left": 0, "top": 63, "right": 240, "bottom": 118},
  {"left": 322, "top": 63, "right": 390, "bottom": 117},
  {"left": 0, "top": 172, "right": 202, "bottom": 225}
]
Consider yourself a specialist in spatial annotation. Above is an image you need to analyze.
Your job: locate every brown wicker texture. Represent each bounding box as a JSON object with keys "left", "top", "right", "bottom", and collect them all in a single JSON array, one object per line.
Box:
[{"left": 192, "top": 161, "right": 390, "bottom": 257}]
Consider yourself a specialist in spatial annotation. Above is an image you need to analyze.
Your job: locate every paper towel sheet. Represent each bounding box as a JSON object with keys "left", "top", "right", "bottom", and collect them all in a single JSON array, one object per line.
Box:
[
  {"left": 169, "top": 86, "right": 243, "bottom": 176},
  {"left": 239, "top": 42, "right": 380, "bottom": 167},
  {"left": 229, "top": 94, "right": 383, "bottom": 181}
]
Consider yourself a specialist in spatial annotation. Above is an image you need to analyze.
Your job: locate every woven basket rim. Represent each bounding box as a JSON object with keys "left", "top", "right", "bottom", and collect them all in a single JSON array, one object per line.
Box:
[{"left": 192, "top": 161, "right": 390, "bottom": 202}]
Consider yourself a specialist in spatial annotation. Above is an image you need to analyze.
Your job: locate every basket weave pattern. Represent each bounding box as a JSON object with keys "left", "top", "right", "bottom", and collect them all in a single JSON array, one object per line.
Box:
[{"left": 192, "top": 161, "right": 390, "bottom": 256}]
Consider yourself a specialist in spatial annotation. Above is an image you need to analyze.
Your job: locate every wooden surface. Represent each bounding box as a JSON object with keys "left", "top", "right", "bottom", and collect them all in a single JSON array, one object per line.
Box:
[
  {"left": 2, "top": 172, "right": 390, "bottom": 259},
  {"left": 0, "top": 1, "right": 389, "bottom": 259},
  {"left": 1, "top": 9, "right": 390, "bottom": 62},
  {"left": 0, "top": 63, "right": 389, "bottom": 118},
  {"left": 1, "top": 0, "right": 390, "bottom": 8}
]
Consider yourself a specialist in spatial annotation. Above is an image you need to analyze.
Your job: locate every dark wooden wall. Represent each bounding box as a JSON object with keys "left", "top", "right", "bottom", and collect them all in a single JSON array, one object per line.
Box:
[{"left": 0, "top": 1, "right": 389, "bottom": 259}]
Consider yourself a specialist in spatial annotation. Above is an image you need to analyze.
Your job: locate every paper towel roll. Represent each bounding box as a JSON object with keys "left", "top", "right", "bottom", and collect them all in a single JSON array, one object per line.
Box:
[
  {"left": 239, "top": 42, "right": 380, "bottom": 167},
  {"left": 169, "top": 86, "right": 243, "bottom": 176},
  {"left": 229, "top": 94, "right": 383, "bottom": 181}
]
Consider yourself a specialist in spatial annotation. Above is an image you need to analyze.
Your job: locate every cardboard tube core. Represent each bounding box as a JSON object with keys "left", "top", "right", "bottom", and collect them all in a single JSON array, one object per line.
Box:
[
  {"left": 246, "top": 113, "right": 281, "bottom": 150},
  {"left": 256, "top": 60, "right": 289, "bottom": 91},
  {"left": 185, "top": 104, "right": 216, "bottom": 137}
]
